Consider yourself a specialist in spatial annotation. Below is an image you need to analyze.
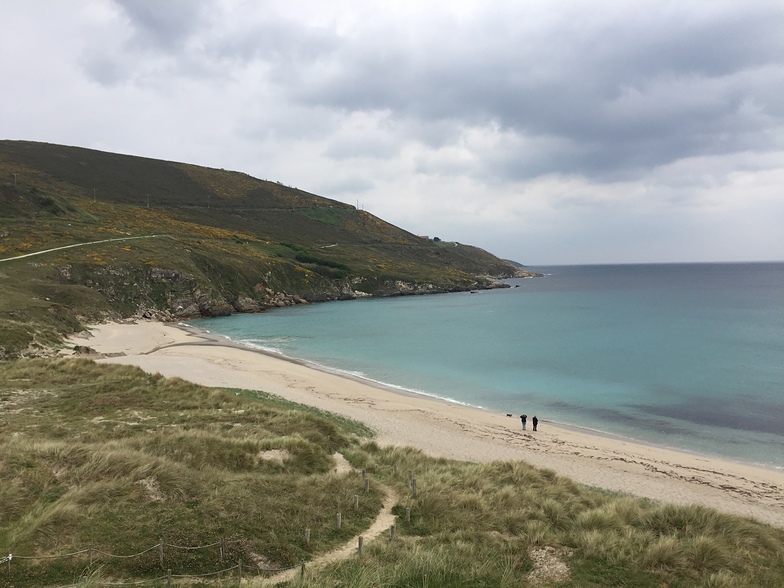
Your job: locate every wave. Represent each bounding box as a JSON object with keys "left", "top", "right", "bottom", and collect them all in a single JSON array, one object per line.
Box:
[{"left": 230, "top": 337, "right": 486, "bottom": 410}]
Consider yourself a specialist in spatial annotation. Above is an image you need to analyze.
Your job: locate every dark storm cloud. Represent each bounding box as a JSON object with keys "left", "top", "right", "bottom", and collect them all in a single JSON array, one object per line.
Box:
[
  {"left": 268, "top": 3, "right": 784, "bottom": 180},
  {"left": 113, "top": 0, "right": 210, "bottom": 51},
  {"left": 78, "top": 1, "right": 783, "bottom": 182},
  {"left": 80, "top": 0, "right": 214, "bottom": 86}
]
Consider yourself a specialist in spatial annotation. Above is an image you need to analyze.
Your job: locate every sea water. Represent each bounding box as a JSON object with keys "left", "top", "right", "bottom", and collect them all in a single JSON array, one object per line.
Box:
[{"left": 190, "top": 263, "right": 784, "bottom": 469}]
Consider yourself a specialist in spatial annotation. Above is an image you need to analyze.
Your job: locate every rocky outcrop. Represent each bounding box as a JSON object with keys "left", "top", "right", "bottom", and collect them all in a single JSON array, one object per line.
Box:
[
  {"left": 367, "top": 280, "right": 502, "bottom": 298},
  {"left": 233, "top": 296, "right": 262, "bottom": 313},
  {"left": 514, "top": 269, "right": 544, "bottom": 278},
  {"left": 54, "top": 260, "right": 534, "bottom": 324}
]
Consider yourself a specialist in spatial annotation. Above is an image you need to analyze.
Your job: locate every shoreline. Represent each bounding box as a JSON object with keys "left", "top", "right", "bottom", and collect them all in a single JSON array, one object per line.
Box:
[
  {"left": 68, "top": 320, "right": 784, "bottom": 528},
  {"left": 182, "top": 323, "right": 779, "bottom": 474},
  {"left": 184, "top": 322, "right": 784, "bottom": 476},
  {"left": 153, "top": 323, "right": 694, "bottom": 456}
]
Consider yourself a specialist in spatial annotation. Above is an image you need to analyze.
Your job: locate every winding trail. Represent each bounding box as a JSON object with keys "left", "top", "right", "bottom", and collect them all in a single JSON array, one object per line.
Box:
[
  {"left": 0, "top": 235, "right": 168, "bottom": 263},
  {"left": 255, "top": 485, "right": 399, "bottom": 586}
]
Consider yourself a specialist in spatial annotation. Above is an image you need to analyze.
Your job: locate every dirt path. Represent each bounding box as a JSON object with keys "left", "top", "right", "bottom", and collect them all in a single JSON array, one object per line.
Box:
[
  {"left": 0, "top": 234, "right": 168, "bottom": 262},
  {"left": 253, "top": 484, "right": 399, "bottom": 586}
]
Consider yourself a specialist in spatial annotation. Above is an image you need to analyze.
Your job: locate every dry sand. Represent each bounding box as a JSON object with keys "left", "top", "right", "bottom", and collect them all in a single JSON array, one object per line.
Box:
[{"left": 68, "top": 321, "right": 784, "bottom": 528}]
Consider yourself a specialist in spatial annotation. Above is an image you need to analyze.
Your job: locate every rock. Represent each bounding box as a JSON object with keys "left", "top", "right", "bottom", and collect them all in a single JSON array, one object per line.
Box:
[
  {"left": 72, "top": 345, "right": 97, "bottom": 355},
  {"left": 172, "top": 303, "right": 200, "bottom": 318},
  {"left": 233, "top": 296, "right": 261, "bottom": 313},
  {"left": 198, "top": 299, "right": 234, "bottom": 317}
]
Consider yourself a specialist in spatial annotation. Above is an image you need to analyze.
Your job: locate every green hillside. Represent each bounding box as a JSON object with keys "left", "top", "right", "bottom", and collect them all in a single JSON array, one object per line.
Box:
[{"left": 0, "top": 140, "right": 535, "bottom": 358}]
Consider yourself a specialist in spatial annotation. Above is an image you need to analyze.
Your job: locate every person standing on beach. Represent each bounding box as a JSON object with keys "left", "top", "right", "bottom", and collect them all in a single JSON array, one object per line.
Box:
[
  {"left": 520, "top": 414, "right": 527, "bottom": 430},
  {"left": 532, "top": 416, "right": 538, "bottom": 431}
]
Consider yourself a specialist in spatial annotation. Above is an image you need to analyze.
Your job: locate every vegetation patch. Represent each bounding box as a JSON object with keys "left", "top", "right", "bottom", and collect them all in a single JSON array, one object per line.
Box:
[
  {"left": 1, "top": 361, "right": 783, "bottom": 586},
  {"left": 1, "top": 140, "right": 529, "bottom": 357},
  {"left": 299, "top": 446, "right": 784, "bottom": 588},
  {"left": 0, "top": 358, "right": 378, "bottom": 586}
]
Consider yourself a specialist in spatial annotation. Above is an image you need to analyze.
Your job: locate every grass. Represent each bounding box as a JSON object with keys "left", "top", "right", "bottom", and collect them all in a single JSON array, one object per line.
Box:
[
  {"left": 0, "top": 358, "right": 378, "bottom": 586},
  {"left": 1, "top": 359, "right": 784, "bottom": 586},
  {"left": 0, "top": 170, "right": 520, "bottom": 359},
  {"left": 300, "top": 446, "right": 784, "bottom": 588},
  {"left": 1, "top": 140, "right": 526, "bottom": 357}
]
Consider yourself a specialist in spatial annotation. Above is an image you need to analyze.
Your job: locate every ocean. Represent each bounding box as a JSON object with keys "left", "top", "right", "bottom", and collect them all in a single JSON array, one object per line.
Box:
[{"left": 190, "top": 262, "right": 784, "bottom": 470}]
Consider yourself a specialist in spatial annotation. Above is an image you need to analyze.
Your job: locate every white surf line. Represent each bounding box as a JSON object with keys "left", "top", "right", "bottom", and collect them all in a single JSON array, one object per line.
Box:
[{"left": 0, "top": 235, "right": 169, "bottom": 263}]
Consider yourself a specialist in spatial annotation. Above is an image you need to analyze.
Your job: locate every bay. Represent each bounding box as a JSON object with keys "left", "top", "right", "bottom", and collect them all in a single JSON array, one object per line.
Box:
[{"left": 190, "top": 262, "right": 784, "bottom": 469}]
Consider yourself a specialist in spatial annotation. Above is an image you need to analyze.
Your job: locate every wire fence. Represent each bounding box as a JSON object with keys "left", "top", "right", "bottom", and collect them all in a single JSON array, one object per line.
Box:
[
  {"left": 2, "top": 470, "right": 405, "bottom": 585},
  {"left": 2, "top": 537, "right": 302, "bottom": 586}
]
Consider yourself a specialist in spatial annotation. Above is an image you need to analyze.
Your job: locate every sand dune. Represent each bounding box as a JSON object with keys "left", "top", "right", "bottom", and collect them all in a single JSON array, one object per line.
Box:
[{"left": 68, "top": 320, "right": 784, "bottom": 528}]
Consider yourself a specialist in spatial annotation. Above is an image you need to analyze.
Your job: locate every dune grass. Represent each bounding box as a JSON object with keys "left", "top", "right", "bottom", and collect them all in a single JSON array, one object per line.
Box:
[
  {"left": 0, "top": 358, "right": 379, "bottom": 586},
  {"left": 2, "top": 359, "right": 784, "bottom": 587},
  {"left": 303, "top": 445, "right": 784, "bottom": 588}
]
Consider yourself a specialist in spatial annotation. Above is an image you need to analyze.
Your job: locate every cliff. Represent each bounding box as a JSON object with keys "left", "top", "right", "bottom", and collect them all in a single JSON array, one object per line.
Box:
[{"left": 0, "top": 140, "right": 538, "bottom": 357}]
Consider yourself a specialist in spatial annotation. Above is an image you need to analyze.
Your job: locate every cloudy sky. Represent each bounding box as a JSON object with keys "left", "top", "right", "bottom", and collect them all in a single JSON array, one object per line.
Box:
[{"left": 3, "top": 0, "right": 783, "bottom": 264}]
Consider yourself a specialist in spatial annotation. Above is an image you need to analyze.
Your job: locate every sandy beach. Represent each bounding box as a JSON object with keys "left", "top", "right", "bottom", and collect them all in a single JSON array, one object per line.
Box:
[{"left": 68, "top": 320, "right": 784, "bottom": 528}]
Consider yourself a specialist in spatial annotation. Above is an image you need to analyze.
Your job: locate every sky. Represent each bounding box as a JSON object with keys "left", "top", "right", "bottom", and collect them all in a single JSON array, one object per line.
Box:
[{"left": 2, "top": 1, "right": 783, "bottom": 265}]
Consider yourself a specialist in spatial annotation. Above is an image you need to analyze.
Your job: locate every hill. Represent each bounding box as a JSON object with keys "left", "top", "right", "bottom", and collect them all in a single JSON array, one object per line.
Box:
[{"left": 0, "top": 140, "right": 536, "bottom": 358}]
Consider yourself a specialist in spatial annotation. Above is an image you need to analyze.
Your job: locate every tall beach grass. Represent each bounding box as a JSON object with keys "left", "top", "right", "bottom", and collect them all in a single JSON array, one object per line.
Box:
[{"left": 2, "top": 358, "right": 784, "bottom": 587}]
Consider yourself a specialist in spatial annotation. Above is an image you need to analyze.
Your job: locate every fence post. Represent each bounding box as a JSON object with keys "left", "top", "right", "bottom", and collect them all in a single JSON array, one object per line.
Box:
[
  {"left": 166, "top": 569, "right": 171, "bottom": 588},
  {"left": 354, "top": 494, "right": 359, "bottom": 509},
  {"left": 301, "top": 561, "right": 306, "bottom": 576},
  {"left": 390, "top": 524, "right": 396, "bottom": 540},
  {"left": 305, "top": 528, "right": 311, "bottom": 547},
  {"left": 361, "top": 468, "right": 366, "bottom": 479},
  {"left": 238, "top": 560, "right": 242, "bottom": 584},
  {"left": 336, "top": 513, "right": 342, "bottom": 529},
  {"left": 364, "top": 478, "right": 370, "bottom": 493},
  {"left": 159, "top": 539, "right": 164, "bottom": 567},
  {"left": 412, "top": 478, "right": 417, "bottom": 498},
  {"left": 358, "top": 536, "right": 364, "bottom": 555},
  {"left": 220, "top": 537, "right": 225, "bottom": 561},
  {"left": 406, "top": 507, "right": 411, "bottom": 523},
  {"left": 6, "top": 554, "right": 10, "bottom": 573}
]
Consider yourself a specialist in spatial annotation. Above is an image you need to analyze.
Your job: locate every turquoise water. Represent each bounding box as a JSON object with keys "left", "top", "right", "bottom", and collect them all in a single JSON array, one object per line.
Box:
[{"left": 191, "top": 263, "right": 784, "bottom": 469}]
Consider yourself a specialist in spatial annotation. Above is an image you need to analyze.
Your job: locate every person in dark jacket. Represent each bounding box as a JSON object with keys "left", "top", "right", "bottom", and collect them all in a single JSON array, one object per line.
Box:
[
  {"left": 520, "top": 414, "right": 527, "bottom": 430},
  {"left": 532, "top": 415, "right": 538, "bottom": 431}
]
